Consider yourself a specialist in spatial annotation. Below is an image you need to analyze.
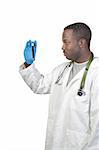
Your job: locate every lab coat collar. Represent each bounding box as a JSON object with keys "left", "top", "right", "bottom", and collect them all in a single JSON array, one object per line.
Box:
[{"left": 62, "top": 63, "right": 86, "bottom": 89}]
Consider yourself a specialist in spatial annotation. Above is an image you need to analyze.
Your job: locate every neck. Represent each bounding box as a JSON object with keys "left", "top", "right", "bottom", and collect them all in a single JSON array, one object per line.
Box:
[{"left": 75, "top": 50, "right": 92, "bottom": 63}]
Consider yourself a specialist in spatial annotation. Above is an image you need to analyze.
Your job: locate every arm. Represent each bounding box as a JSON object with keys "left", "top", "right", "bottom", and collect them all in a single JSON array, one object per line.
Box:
[
  {"left": 19, "top": 61, "right": 66, "bottom": 94},
  {"left": 19, "top": 40, "right": 52, "bottom": 94},
  {"left": 19, "top": 62, "right": 56, "bottom": 94},
  {"left": 19, "top": 40, "right": 66, "bottom": 94}
]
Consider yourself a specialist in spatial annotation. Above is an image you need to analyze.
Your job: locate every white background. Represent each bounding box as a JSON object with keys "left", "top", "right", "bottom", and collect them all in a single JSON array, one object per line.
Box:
[{"left": 0, "top": 0, "right": 99, "bottom": 150}]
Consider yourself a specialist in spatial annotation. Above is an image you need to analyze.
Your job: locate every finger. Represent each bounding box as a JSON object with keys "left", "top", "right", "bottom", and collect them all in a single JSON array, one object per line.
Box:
[
  {"left": 26, "top": 40, "right": 31, "bottom": 46},
  {"left": 34, "top": 40, "right": 37, "bottom": 47}
]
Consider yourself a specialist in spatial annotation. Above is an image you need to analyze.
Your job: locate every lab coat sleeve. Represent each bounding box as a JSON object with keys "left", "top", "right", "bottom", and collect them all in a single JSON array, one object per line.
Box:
[
  {"left": 85, "top": 69, "right": 99, "bottom": 149},
  {"left": 19, "top": 62, "right": 65, "bottom": 94}
]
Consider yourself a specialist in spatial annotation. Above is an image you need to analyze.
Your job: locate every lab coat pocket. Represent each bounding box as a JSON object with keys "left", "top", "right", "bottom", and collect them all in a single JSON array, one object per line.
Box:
[{"left": 74, "top": 92, "right": 89, "bottom": 112}]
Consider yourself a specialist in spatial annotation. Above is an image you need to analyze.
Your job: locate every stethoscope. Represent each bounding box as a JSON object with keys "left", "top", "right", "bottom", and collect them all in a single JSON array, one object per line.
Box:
[{"left": 55, "top": 52, "right": 94, "bottom": 96}]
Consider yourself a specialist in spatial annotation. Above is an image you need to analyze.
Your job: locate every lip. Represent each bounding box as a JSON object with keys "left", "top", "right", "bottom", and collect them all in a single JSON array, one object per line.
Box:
[{"left": 63, "top": 51, "right": 67, "bottom": 56}]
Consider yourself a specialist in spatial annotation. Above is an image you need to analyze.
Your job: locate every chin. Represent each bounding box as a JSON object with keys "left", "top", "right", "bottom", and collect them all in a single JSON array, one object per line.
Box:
[{"left": 65, "top": 55, "right": 71, "bottom": 60}]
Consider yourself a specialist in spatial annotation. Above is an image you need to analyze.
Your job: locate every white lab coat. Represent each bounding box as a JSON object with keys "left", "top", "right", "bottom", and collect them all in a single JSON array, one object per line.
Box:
[{"left": 19, "top": 57, "right": 99, "bottom": 150}]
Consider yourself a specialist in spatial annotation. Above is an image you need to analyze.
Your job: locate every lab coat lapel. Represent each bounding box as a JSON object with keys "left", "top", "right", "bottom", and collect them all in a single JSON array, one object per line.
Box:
[
  {"left": 63, "top": 64, "right": 86, "bottom": 89},
  {"left": 62, "top": 64, "right": 73, "bottom": 87}
]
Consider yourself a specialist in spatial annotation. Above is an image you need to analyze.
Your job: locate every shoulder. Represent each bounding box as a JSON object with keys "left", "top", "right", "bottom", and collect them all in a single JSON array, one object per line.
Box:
[
  {"left": 50, "top": 61, "right": 70, "bottom": 81},
  {"left": 90, "top": 57, "right": 99, "bottom": 70},
  {"left": 53, "top": 61, "right": 70, "bottom": 73},
  {"left": 46, "top": 61, "right": 70, "bottom": 85},
  {"left": 89, "top": 57, "right": 99, "bottom": 81}
]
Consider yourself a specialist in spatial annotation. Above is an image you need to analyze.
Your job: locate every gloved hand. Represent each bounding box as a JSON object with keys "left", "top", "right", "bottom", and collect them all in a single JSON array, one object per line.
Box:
[{"left": 24, "top": 40, "right": 37, "bottom": 64}]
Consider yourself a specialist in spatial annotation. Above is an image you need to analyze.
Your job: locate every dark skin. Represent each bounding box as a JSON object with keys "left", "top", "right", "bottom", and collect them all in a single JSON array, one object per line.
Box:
[
  {"left": 62, "top": 29, "right": 92, "bottom": 63},
  {"left": 24, "top": 29, "right": 92, "bottom": 68}
]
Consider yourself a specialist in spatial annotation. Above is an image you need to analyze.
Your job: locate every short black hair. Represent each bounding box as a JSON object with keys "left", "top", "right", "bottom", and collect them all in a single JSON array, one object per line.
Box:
[{"left": 64, "top": 22, "right": 92, "bottom": 48}]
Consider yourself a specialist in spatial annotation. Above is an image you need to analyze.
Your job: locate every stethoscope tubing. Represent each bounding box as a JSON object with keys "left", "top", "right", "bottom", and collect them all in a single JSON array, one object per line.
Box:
[{"left": 55, "top": 52, "right": 94, "bottom": 96}]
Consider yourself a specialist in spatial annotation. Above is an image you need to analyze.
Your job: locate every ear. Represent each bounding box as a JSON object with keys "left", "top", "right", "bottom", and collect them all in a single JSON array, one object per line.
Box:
[{"left": 78, "top": 38, "right": 86, "bottom": 48}]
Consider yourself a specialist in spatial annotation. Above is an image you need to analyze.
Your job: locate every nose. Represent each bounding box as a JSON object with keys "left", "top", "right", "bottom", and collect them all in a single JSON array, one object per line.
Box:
[{"left": 62, "top": 43, "right": 65, "bottom": 51}]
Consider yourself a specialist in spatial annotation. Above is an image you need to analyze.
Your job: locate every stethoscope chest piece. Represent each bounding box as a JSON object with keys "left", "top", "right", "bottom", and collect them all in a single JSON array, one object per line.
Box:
[{"left": 77, "top": 89, "right": 86, "bottom": 96}]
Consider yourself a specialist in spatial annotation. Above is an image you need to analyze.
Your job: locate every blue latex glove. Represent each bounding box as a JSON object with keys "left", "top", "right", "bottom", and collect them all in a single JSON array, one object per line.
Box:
[{"left": 24, "top": 40, "right": 37, "bottom": 64}]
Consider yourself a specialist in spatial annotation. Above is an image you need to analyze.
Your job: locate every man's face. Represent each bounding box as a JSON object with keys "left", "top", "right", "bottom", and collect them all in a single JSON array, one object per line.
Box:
[{"left": 62, "top": 29, "right": 81, "bottom": 61}]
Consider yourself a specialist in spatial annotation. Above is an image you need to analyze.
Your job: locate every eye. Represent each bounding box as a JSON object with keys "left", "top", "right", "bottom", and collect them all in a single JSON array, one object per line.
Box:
[{"left": 63, "top": 40, "right": 71, "bottom": 44}]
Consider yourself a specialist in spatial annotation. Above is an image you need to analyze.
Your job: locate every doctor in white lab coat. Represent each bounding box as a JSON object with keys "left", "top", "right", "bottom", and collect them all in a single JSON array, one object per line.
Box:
[{"left": 19, "top": 22, "right": 99, "bottom": 150}]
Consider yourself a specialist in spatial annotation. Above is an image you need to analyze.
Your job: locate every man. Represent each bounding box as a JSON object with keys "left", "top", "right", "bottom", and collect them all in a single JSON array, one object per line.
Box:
[{"left": 19, "top": 23, "right": 99, "bottom": 150}]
